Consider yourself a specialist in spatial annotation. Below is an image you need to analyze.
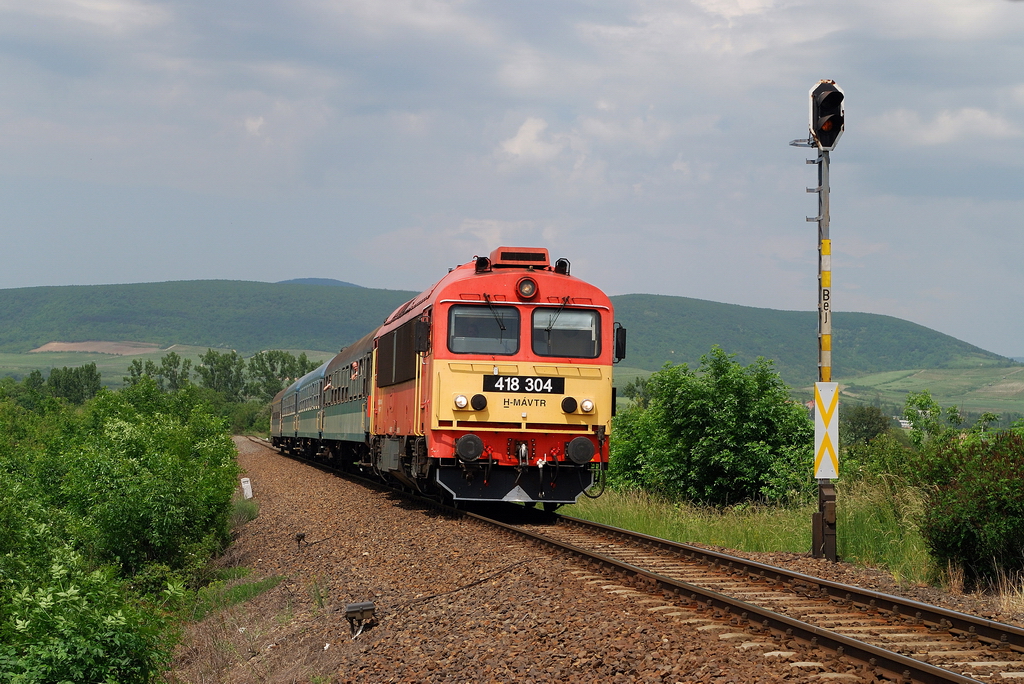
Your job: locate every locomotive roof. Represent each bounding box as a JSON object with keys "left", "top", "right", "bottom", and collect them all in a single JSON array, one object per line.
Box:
[{"left": 378, "top": 246, "right": 607, "bottom": 335}]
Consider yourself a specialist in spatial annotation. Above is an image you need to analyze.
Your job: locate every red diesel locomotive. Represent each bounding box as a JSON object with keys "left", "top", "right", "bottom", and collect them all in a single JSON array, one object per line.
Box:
[{"left": 270, "top": 246, "right": 626, "bottom": 508}]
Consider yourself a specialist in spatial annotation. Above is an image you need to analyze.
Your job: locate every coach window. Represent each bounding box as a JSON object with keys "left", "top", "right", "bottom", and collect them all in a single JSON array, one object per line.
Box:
[
  {"left": 532, "top": 309, "right": 600, "bottom": 358},
  {"left": 448, "top": 305, "right": 520, "bottom": 355}
]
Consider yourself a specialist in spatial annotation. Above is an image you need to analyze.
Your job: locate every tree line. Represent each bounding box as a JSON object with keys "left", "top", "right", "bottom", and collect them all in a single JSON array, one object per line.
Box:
[
  {"left": 2, "top": 348, "right": 318, "bottom": 433},
  {"left": 0, "top": 363, "right": 103, "bottom": 409},
  {"left": 124, "top": 349, "right": 318, "bottom": 404},
  {"left": 122, "top": 349, "right": 319, "bottom": 433}
]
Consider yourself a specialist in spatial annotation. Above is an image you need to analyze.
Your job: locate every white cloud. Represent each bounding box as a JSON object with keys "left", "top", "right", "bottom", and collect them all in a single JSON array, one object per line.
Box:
[
  {"left": 4, "top": 0, "right": 1024, "bottom": 357},
  {"left": 860, "top": 0, "right": 1019, "bottom": 40},
  {"left": 497, "top": 47, "right": 548, "bottom": 91},
  {"left": 866, "top": 108, "right": 1021, "bottom": 146},
  {"left": 0, "top": 0, "right": 168, "bottom": 31},
  {"left": 244, "top": 116, "right": 265, "bottom": 136},
  {"left": 306, "top": 0, "right": 493, "bottom": 42},
  {"left": 497, "top": 117, "right": 566, "bottom": 164},
  {"left": 691, "top": 0, "right": 782, "bottom": 21},
  {"left": 449, "top": 218, "right": 540, "bottom": 248}
]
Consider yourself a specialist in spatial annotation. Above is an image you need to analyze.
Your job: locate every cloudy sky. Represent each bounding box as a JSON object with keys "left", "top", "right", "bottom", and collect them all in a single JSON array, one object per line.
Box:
[{"left": 2, "top": 0, "right": 1023, "bottom": 357}]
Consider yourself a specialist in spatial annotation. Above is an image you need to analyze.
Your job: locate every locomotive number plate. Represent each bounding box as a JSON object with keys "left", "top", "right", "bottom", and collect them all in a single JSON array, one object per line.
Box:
[{"left": 483, "top": 375, "right": 565, "bottom": 394}]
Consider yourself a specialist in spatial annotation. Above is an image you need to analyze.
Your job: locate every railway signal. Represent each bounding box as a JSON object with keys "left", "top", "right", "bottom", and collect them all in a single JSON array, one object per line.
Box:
[
  {"left": 791, "top": 80, "right": 844, "bottom": 562},
  {"left": 809, "top": 81, "right": 845, "bottom": 151}
]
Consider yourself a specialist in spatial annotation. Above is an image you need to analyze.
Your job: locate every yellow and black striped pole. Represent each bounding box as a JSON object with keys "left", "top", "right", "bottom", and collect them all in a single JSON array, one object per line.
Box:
[
  {"left": 795, "top": 80, "right": 844, "bottom": 562},
  {"left": 817, "top": 153, "right": 832, "bottom": 385},
  {"left": 819, "top": 238, "right": 831, "bottom": 382},
  {"left": 812, "top": 151, "right": 837, "bottom": 562}
]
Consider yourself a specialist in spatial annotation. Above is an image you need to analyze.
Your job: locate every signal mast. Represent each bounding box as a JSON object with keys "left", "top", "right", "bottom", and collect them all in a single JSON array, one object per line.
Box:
[{"left": 791, "top": 80, "right": 844, "bottom": 562}]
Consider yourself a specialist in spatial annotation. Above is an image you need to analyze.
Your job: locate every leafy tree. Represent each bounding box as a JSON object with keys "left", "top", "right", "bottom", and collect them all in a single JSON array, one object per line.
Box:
[
  {"left": 159, "top": 351, "right": 192, "bottom": 392},
  {"left": 195, "top": 349, "right": 246, "bottom": 401},
  {"left": 46, "top": 363, "right": 101, "bottom": 404},
  {"left": 917, "top": 431, "right": 1024, "bottom": 583},
  {"left": 610, "top": 346, "right": 814, "bottom": 505},
  {"left": 621, "top": 376, "right": 652, "bottom": 409},
  {"left": 976, "top": 411, "right": 1000, "bottom": 433},
  {"left": 0, "top": 371, "right": 48, "bottom": 411},
  {"left": 903, "top": 391, "right": 962, "bottom": 448},
  {"left": 124, "top": 352, "right": 192, "bottom": 393},
  {"left": 124, "top": 358, "right": 161, "bottom": 388},
  {"left": 24, "top": 369, "right": 45, "bottom": 394},
  {"left": 60, "top": 380, "right": 239, "bottom": 574},
  {"left": 840, "top": 405, "right": 891, "bottom": 446},
  {"left": 245, "top": 350, "right": 314, "bottom": 403},
  {"left": 903, "top": 391, "right": 997, "bottom": 448}
]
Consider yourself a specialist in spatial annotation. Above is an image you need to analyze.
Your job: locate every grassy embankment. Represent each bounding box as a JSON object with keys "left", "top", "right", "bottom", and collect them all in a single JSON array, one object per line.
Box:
[{"left": 562, "top": 478, "right": 933, "bottom": 584}]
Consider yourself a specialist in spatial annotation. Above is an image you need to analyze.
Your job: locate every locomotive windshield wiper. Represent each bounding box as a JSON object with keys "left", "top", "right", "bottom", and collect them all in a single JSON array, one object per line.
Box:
[
  {"left": 542, "top": 296, "right": 570, "bottom": 352},
  {"left": 545, "top": 296, "right": 570, "bottom": 333},
  {"left": 483, "top": 293, "right": 506, "bottom": 332}
]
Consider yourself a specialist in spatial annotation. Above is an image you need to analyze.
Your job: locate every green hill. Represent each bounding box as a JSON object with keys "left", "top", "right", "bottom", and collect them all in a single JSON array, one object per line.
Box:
[
  {"left": 0, "top": 282, "right": 1012, "bottom": 389},
  {"left": 612, "top": 294, "right": 1010, "bottom": 384},
  {"left": 0, "top": 281, "right": 415, "bottom": 354}
]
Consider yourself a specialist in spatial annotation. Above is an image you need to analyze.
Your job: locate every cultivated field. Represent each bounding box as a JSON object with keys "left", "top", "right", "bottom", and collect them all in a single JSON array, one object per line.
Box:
[{"left": 841, "top": 366, "right": 1024, "bottom": 414}]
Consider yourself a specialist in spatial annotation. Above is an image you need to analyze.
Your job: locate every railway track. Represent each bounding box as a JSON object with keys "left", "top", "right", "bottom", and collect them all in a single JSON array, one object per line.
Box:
[
  {"left": 465, "top": 511, "right": 1024, "bottom": 684},
  {"left": 255, "top": 438, "right": 1024, "bottom": 682}
]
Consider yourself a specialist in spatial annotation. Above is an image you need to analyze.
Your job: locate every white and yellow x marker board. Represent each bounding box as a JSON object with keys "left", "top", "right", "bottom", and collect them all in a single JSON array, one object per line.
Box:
[{"left": 814, "top": 382, "right": 839, "bottom": 479}]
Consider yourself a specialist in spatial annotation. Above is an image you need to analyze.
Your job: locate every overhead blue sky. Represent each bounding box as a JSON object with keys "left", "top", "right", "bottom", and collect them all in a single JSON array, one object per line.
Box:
[{"left": 2, "top": 0, "right": 1022, "bottom": 357}]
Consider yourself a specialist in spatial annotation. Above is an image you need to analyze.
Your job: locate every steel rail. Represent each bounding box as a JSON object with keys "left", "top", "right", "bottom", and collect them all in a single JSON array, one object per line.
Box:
[
  {"left": 256, "top": 438, "right": 1003, "bottom": 682},
  {"left": 557, "top": 514, "right": 1024, "bottom": 654},
  {"left": 466, "top": 510, "right": 977, "bottom": 684}
]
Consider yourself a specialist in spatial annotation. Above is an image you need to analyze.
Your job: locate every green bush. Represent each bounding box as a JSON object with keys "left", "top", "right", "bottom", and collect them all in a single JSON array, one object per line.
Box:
[
  {"left": 61, "top": 388, "right": 239, "bottom": 575},
  {"left": 0, "top": 479, "right": 170, "bottom": 684},
  {"left": 918, "top": 431, "right": 1024, "bottom": 582},
  {"left": 609, "top": 346, "right": 814, "bottom": 505},
  {"left": 0, "top": 374, "right": 242, "bottom": 681},
  {"left": 841, "top": 431, "right": 915, "bottom": 481}
]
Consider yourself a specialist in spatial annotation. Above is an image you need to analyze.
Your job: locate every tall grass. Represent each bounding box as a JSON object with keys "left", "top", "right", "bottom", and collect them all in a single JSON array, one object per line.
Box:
[
  {"left": 563, "top": 477, "right": 934, "bottom": 584},
  {"left": 834, "top": 477, "right": 931, "bottom": 584},
  {"left": 563, "top": 490, "right": 814, "bottom": 553},
  {"left": 188, "top": 575, "right": 284, "bottom": 622}
]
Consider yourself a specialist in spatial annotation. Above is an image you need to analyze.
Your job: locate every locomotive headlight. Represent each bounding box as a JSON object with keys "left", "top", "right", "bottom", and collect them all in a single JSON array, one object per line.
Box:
[
  {"left": 580, "top": 399, "right": 595, "bottom": 413},
  {"left": 516, "top": 277, "right": 538, "bottom": 299},
  {"left": 454, "top": 394, "right": 469, "bottom": 409}
]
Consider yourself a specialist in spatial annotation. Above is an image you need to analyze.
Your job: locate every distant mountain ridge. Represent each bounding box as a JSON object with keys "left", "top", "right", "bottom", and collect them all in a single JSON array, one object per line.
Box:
[
  {"left": 613, "top": 293, "right": 1011, "bottom": 385},
  {"left": 0, "top": 281, "right": 1012, "bottom": 386},
  {"left": 276, "top": 278, "right": 362, "bottom": 287}
]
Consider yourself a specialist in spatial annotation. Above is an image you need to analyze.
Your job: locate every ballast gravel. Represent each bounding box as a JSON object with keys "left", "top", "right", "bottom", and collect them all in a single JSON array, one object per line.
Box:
[{"left": 170, "top": 438, "right": 951, "bottom": 683}]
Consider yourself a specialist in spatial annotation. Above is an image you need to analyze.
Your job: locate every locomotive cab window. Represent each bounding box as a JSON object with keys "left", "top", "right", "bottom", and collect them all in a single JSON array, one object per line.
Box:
[
  {"left": 448, "top": 305, "right": 520, "bottom": 355},
  {"left": 532, "top": 309, "right": 600, "bottom": 358}
]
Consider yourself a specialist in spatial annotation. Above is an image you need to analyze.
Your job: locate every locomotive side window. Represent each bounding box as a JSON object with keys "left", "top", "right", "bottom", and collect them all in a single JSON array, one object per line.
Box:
[
  {"left": 377, "top": 318, "right": 420, "bottom": 387},
  {"left": 532, "top": 309, "right": 600, "bottom": 358},
  {"left": 448, "top": 305, "right": 520, "bottom": 355}
]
